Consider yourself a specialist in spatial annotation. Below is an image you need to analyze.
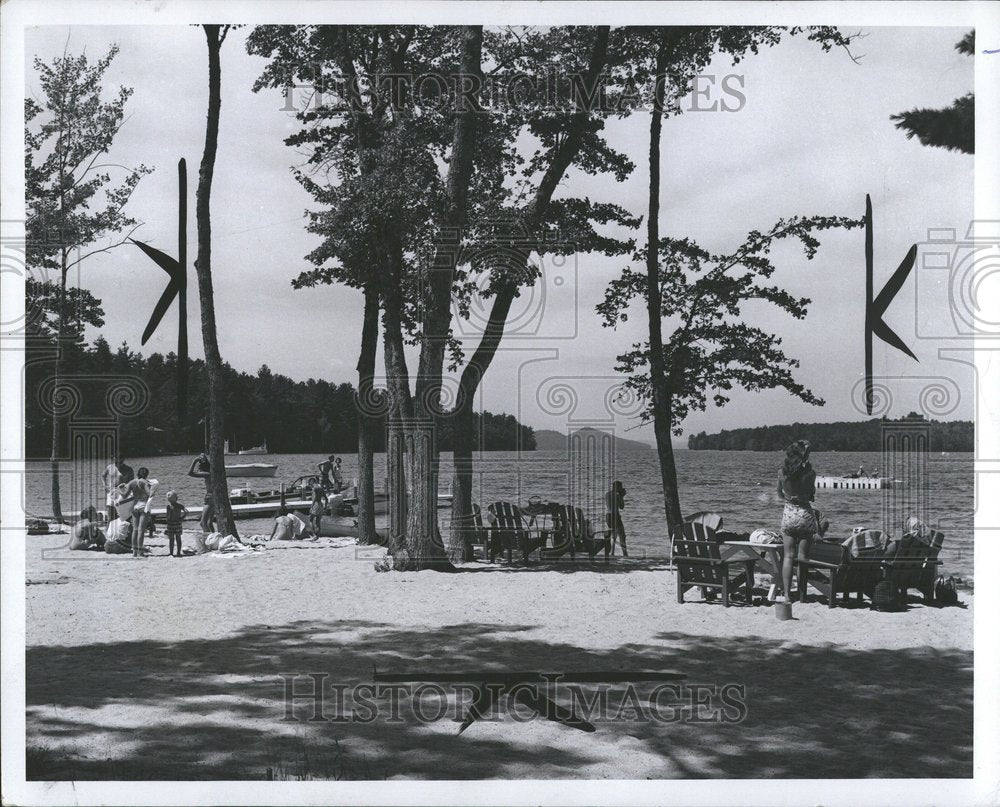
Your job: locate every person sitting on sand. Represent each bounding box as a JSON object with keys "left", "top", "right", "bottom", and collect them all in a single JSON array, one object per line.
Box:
[
  {"left": 777, "top": 440, "right": 819, "bottom": 601},
  {"left": 269, "top": 506, "right": 297, "bottom": 541},
  {"left": 604, "top": 481, "right": 628, "bottom": 557},
  {"left": 187, "top": 453, "right": 215, "bottom": 532},
  {"left": 70, "top": 506, "right": 106, "bottom": 551},
  {"left": 308, "top": 486, "right": 328, "bottom": 540},
  {"left": 164, "top": 491, "right": 188, "bottom": 557}
]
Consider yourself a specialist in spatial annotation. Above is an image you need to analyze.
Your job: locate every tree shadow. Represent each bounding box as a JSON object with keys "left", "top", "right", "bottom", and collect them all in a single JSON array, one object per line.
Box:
[{"left": 26, "top": 619, "right": 972, "bottom": 780}]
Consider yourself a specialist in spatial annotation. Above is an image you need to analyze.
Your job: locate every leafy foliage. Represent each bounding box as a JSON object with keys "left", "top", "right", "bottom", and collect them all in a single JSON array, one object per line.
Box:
[
  {"left": 688, "top": 417, "right": 973, "bottom": 452},
  {"left": 599, "top": 215, "right": 864, "bottom": 434},
  {"left": 891, "top": 31, "right": 974, "bottom": 154},
  {"left": 25, "top": 45, "right": 151, "bottom": 272},
  {"left": 24, "top": 334, "right": 536, "bottom": 458}
]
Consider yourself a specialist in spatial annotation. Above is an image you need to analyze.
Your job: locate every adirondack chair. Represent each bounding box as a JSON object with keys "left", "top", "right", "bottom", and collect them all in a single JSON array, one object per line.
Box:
[
  {"left": 883, "top": 531, "right": 944, "bottom": 602},
  {"left": 541, "top": 505, "right": 576, "bottom": 559},
  {"left": 671, "top": 521, "right": 756, "bottom": 607},
  {"left": 487, "top": 502, "right": 546, "bottom": 563},
  {"left": 798, "top": 541, "right": 850, "bottom": 608},
  {"left": 799, "top": 530, "right": 888, "bottom": 607},
  {"left": 571, "top": 506, "right": 610, "bottom": 558},
  {"left": 450, "top": 502, "right": 489, "bottom": 561},
  {"left": 469, "top": 503, "right": 490, "bottom": 560}
]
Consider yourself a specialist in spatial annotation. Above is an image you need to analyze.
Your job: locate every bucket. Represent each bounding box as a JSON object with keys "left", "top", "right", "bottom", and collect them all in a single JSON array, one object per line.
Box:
[{"left": 775, "top": 600, "right": 793, "bottom": 621}]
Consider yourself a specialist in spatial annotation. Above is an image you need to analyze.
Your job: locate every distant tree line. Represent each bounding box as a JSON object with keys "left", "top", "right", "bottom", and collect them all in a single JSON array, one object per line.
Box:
[
  {"left": 687, "top": 415, "right": 973, "bottom": 452},
  {"left": 25, "top": 335, "right": 536, "bottom": 458}
]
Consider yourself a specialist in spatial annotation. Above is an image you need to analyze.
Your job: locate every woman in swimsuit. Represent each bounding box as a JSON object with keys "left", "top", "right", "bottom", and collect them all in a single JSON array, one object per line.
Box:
[{"left": 776, "top": 441, "right": 819, "bottom": 601}]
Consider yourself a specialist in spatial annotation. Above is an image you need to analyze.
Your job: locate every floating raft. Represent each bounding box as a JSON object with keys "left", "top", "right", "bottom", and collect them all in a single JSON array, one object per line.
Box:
[{"left": 815, "top": 476, "right": 900, "bottom": 490}]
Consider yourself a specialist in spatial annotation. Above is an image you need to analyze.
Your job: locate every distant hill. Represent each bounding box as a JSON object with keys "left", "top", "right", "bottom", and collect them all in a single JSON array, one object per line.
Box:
[
  {"left": 533, "top": 427, "right": 653, "bottom": 452},
  {"left": 687, "top": 416, "right": 973, "bottom": 452}
]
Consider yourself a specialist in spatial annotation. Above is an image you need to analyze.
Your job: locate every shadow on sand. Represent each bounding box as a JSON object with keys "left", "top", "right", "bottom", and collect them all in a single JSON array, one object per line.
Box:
[{"left": 26, "top": 619, "right": 972, "bottom": 780}]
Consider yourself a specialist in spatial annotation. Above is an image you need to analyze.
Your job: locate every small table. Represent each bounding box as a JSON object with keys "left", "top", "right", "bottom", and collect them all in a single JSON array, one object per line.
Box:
[{"left": 722, "top": 541, "right": 785, "bottom": 602}]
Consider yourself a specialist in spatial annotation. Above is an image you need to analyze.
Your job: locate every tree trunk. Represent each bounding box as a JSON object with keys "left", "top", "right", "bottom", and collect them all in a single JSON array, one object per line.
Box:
[
  {"left": 446, "top": 27, "right": 610, "bottom": 549},
  {"left": 645, "top": 39, "right": 683, "bottom": 533},
  {"left": 447, "top": 401, "right": 476, "bottom": 562},
  {"left": 49, "top": 257, "right": 67, "bottom": 523},
  {"left": 355, "top": 284, "right": 380, "bottom": 545},
  {"left": 193, "top": 24, "right": 237, "bottom": 537}
]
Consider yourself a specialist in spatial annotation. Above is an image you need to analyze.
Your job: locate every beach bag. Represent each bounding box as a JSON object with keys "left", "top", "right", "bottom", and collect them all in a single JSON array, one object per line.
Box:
[
  {"left": 871, "top": 580, "right": 901, "bottom": 612},
  {"left": 26, "top": 518, "right": 50, "bottom": 535},
  {"left": 935, "top": 576, "right": 959, "bottom": 605}
]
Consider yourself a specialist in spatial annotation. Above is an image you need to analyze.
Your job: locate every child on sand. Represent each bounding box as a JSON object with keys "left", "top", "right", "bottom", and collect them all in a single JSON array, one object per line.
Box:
[{"left": 165, "top": 491, "right": 188, "bottom": 557}]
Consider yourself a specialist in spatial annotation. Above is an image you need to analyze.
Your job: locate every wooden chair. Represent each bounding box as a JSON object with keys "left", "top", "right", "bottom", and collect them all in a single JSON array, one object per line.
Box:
[
  {"left": 798, "top": 541, "right": 851, "bottom": 608},
  {"left": 671, "top": 522, "right": 756, "bottom": 607},
  {"left": 883, "top": 533, "right": 943, "bottom": 602},
  {"left": 799, "top": 531, "right": 888, "bottom": 607},
  {"left": 465, "top": 503, "right": 490, "bottom": 560},
  {"left": 540, "top": 505, "right": 576, "bottom": 559},
  {"left": 571, "top": 506, "right": 610, "bottom": 559},
  {"left": 487, "top": 502, "right": 546, "bottom": 563}
]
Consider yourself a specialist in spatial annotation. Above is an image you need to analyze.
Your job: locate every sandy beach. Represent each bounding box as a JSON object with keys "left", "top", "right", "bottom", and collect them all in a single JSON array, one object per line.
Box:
[{"left": 25, "top": 532, "right": 973, "bottom": 780}]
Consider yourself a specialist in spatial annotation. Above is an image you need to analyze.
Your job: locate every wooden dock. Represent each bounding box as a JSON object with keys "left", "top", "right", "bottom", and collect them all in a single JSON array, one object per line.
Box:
[{"left": 814, "top": 476, "right": 898, "bottom": 490}]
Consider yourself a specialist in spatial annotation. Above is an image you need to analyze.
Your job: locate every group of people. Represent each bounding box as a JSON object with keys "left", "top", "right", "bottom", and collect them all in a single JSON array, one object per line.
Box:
[{"left": 70, "top": 453, "right": 194, "bottom": 557}]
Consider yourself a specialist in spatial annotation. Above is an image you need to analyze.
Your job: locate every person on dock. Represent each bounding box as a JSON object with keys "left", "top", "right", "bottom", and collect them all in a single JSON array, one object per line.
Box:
[
  {"left": 308, "top": 486, "right": 328, "bottom": 540},
  {"left": 70, "top": 506, "right": 106, "bottom": 551},
  {"left": 605, "top": 481, "right": 628, "bottom": 557},
  {"left": 318, "top": 455, "right": 336, "bottom": 490},
  {"left": 777, "top": 440, "right": 819, "bottom": 601},
  {"left": 164, "top": 491, "right": 188, "bottom": 557},
  {"left": 102, "top": 453, "right": 134, "bottom": 521},
  {"left": 332, "top": 457, "right": 344, "bottom": 493},
  {"left": 187, "top": 453, "right": 216, "bottom": 533}
]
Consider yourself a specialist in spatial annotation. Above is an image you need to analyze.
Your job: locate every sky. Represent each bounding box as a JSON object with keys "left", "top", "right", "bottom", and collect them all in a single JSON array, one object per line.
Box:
[{"left": 23, "top": 24, "right": 975, "bottom": 446}]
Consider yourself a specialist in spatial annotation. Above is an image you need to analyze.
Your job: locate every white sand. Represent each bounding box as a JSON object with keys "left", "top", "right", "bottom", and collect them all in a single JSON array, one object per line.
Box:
[{"left": 25, "top": 533, "right": 973, "bottom": 780}]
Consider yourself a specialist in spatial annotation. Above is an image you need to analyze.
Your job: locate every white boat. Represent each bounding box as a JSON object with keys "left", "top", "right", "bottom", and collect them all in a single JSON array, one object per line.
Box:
[
  {"left": 225, "top": 463, "right": 278, "bottom": 478},
  {"left": 815, "top": 475, "right": 900, "bottom": 490}
]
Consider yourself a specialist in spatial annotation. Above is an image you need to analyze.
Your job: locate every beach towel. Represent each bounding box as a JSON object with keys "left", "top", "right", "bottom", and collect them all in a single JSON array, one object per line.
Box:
[{"left": 749, "top": 529, "right": 782, "bottom": 545}]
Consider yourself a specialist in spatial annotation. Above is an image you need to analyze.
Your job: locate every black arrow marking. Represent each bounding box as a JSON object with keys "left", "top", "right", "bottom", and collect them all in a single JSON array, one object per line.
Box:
[{"left": 864, "top": 194, "right": 918, "bottom": 414}]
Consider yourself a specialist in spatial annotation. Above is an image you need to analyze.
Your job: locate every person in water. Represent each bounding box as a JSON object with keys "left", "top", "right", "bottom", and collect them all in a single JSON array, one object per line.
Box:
[
  {"left": 164, "top": 491, "right": 188, "bottom": 557},
  {"left": 308, "top": 486, "right": 328, "bottom": 539},
  {"left": 777, "top": 440, "right": 819, "bottom": 601},
  {"left": 605, "top": 481, "right": 628, "bottom": 557},
  {"left": 102, "top": 453, "right": 134, "bottom": 521},
  {"left": 187, "top": 453, "right": 215, "bottom": 532},
  {"left": 70, "top": 506, "right": 106, "bottom": 551}
]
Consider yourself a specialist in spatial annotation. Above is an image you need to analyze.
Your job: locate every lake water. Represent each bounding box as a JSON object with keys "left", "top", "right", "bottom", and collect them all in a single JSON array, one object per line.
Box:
[{"left": 24, "top": 449, "right": 974, "bottom": 581}]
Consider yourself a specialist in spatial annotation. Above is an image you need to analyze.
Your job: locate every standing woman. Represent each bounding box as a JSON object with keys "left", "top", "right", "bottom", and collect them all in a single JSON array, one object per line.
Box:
[{"left": 777, "top": 441, "right": 818, "bottom": 601}]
